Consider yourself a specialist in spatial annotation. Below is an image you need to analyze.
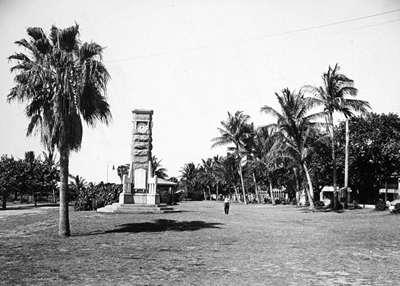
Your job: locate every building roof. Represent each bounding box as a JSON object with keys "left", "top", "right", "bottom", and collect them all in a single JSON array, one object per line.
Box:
[{"left": 157, "top": 178, "right": 177, "bottom": 186}]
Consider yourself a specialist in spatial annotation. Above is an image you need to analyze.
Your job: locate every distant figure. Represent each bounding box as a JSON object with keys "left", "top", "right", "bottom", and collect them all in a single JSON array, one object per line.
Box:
[{"left": 224, "top": 196, "right": 230, "bottom": 214}]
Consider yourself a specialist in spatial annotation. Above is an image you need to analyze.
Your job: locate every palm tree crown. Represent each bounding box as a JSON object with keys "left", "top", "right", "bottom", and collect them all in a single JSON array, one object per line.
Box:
[{"left": 309, "top": 64, "right": 370, "bottom": 117}]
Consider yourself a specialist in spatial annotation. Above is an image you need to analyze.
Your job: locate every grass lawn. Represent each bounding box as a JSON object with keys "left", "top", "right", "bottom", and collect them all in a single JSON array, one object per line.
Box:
[{"left": 1, "top": 201, "right": 399, "bottom": 285}]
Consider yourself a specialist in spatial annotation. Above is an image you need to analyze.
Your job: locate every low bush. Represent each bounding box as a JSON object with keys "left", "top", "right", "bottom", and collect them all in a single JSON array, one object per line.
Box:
[
  {"left": 159, "top": 190, "right": 174, "bottom": 205},
  {"left": 375, "top": 200, "right": 387, "bottom": 211},
  {"left": 74, "top": 183, "right": 122, "bottom": 211},
  {"left": 314, "top": 201, "right": 325, "bottom": 207},
  {"left": 185, "top": 191, "right": 203, "bottom": 201}
]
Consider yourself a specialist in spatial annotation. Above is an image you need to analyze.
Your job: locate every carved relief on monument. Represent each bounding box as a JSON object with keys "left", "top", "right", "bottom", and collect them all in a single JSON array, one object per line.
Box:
[{"left": 131, "top": 110, "right": 153, "bottom": 174}]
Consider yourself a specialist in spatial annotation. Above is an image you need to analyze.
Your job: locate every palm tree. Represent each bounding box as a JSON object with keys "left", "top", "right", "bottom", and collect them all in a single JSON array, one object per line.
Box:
[
  {"left": 212, "top": 155, "right": 223, "bottom": 200},
  {"left": 303, "top": 64, "right": 370, "bottom": 209},
  {"left": 261, "top": 88, "right": 324, "bottom": 210},
  {"left": 211, "top": 111, "right": 253, "bottom": 204},
  {"left": 68, "top": 174, "right": 88, "bottom": 201},
  {"left": 249, "top": 126, "right": 280, "bottom": 204},
  {"left": 180, "top": 163, "right": 198, "bottom": 194},
  {"left": 217, "top": 154, "right": 241, "bottom": 201},
  {"left": 199, "top": 158, "right": 215, "bottom": 200},
  {"left": 117, "top": 164, "right": 130, "bottom": 184},
  {"left": 42, "top": 149, "right": 59, "bottom": 203},
  {"left": 151, "top": 156, "right": 168, "bottom": 179},
  {"left": 7, "top": 24, "right": 111, "bottom": 237}
]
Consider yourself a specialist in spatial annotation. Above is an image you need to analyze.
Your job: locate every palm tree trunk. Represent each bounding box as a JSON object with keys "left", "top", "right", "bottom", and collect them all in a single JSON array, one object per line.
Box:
[
  {"left": 216, "top": 184, "right": 219, "bottom": 201},
  {"left": 2, "top": 195, "right": 6, "bottom": 209},
  {"left": 252, "top": 172, "right": 260, "bottom": 203},
  {"left": 328, "top": 114, "right": 339, "bottom": 210},
  {"left": 53, "top": 188, "right": 56, "bottom": 203},
  {"left": 303, "top": 163, "right": 315, "bottom": 210},
  {"left": 293, "top": 167, "right": 301, "bottom": 206},
  {"left": 33, "top": 192, "right": 37, "bottom": 207},
  {"left": 238, "top": 164, "right": 247, "bottom": 204},
  {"left": 58, "top": 123, "right": 70, "bottom": 237},
  {"left": 269, "top": 180, "right": 275, "bottom": 205},
  {"left": 233, "top": 185, "right": 239, "bottom": 202}
]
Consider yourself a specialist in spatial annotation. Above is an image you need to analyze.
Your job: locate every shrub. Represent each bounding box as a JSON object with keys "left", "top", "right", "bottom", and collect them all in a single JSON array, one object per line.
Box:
[
  {"left": 186, "top": 191, "right": 203, "bottom": 201},
  {"left": 375, "top": 200, "right": 387, "bottom": 211},
  {"left": 160, "top": 190, "right": 173, "bottom": 205},
  {"left": 74, "top": 183, "right": 122, "bottom": 211},
  {"left": 314, "top": 201, "right": 325, "bottom": 207}
]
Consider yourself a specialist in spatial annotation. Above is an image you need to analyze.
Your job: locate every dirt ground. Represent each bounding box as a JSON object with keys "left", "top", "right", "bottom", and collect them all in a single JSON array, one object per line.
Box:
[{"left": 1, "top": 201, "right": 399, "bottom": 285}]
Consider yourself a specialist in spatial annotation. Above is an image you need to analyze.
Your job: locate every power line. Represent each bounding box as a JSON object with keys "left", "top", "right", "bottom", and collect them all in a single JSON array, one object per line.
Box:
[{"left": 106, "top": 9, "right": 400, "bottom": 63}]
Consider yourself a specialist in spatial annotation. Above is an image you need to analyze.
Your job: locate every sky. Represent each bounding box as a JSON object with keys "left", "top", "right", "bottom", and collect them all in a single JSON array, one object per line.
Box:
[{"left": 1, "top": 0, "right": 400, "bottom": 183}]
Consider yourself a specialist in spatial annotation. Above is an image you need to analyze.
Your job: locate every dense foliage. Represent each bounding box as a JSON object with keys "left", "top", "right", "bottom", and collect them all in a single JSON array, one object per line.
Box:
[
  {"left": 74, "top": 182, "right": 122, "bottom": 211},
  {"left": 375, "top": 200, "right": 387, "bottom": 211},
  {"left": 179, "top": 112, "right": 400, "bottom": 206},
  {"left": 336, "top": 113, "right": 400, "bottom": 203},
  {"left": 0, "top": 152, "right": 59, "bottom": 209}
]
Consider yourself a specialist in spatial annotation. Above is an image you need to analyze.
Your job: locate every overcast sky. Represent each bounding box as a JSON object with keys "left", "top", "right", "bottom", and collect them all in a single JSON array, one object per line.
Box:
[{"left": 1, "top": 0, "right": 399, "bottom": 183}]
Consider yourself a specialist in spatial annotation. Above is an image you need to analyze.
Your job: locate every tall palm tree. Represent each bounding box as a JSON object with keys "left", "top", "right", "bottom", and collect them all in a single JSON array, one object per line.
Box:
[
  {"left": 303, "top": 64, "right": 370, "bottom": 209},
  {"left": 211, "top": 111, "right": 253, "bottom": 204},
  {"left": 7, "top": 24, "right": 111, "bottom": 237},
  {"left": 261, "top": 88, "right": 324, "bottom": 210}
]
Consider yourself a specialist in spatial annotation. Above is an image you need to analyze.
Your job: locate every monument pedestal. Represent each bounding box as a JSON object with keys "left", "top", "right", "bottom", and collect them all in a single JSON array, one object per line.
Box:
[{"left": 119, "top": 192, "right": 160, "bottom": 205}]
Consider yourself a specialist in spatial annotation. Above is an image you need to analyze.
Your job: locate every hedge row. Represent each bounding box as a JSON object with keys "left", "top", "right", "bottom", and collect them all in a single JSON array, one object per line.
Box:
[{"left": 74, "top": 183, "right": 122, "bottom": 211}]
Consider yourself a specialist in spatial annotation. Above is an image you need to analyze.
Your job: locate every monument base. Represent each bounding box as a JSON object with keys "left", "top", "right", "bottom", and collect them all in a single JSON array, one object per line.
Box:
[
  {"left": 119, "top": 192, "right": 160, "bottom": 205},
  {"left": 97, "top": 202, "right": 180, "bottom": 213},
  {"left": 119, "top": 193, "right": 134, "bottom": 204}
]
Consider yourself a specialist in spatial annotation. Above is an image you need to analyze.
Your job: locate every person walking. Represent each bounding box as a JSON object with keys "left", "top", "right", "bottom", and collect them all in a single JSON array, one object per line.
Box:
[{"left": 224, "top": 196, "right": 230, "bottom": 214}]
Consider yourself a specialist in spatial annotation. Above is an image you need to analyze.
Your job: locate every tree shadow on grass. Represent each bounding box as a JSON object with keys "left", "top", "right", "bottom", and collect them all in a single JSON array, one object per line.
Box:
[
  {"left": 296, "top": 207, "right": 346, "bottom": 213},
  {"left": 0, "top": 203, "right": 59, "bottom": 211},
  {"left": 79, "top": 219, "right": 223, "bottom": 236}
]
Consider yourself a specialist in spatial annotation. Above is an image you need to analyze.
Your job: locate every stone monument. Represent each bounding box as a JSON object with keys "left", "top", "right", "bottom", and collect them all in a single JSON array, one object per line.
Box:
[
  {"left": 97, "top": 109, "right": 179, "bottom": 213},
  {"left": 119, "top": 109, "right": 160, "bottom": 205}
]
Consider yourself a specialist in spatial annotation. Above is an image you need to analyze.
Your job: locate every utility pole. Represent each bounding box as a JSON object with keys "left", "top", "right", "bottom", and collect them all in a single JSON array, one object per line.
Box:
[
  {"left": 107, "top": 161, "right": 114, "bottom": 183},
  {"left": 344, "top": 118, "right": 349, "bottom": 207}
]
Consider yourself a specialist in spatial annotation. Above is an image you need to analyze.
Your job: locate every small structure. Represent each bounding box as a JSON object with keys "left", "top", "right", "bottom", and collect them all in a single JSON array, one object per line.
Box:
[
  {"left": 379, "top": 177, "right": 400, "bottom": 202},
  {"left": 319, "top": 186, "right": 352, "bottom": 206},
  {"left": 97, "top": 110, "right": 179, "bottom": 214},
  {"left": 271, "top": 188, "right": 287, "bottom": 202}
]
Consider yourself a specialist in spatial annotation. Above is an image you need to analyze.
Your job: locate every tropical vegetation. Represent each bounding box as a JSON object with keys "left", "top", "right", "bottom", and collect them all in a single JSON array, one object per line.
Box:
[
  {"left": 177, "top": 64, "right": 400, "bottom": 209},
  {"left": 0, "top": 151, "right": 59, "bottom": 209}
]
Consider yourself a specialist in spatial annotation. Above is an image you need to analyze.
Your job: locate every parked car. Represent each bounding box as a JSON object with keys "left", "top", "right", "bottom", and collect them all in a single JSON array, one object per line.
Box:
[{"left": 389, "top": 199, "right": 400, "bottom": 213}]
